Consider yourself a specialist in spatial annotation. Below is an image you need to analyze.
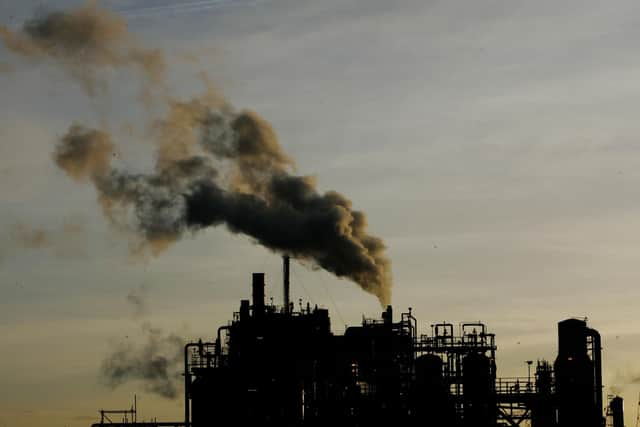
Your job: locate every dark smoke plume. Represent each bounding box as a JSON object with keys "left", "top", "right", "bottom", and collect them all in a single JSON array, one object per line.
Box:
[
  {"left": 54, "top": 101, "right": 392, "bottom": 304},
  {"left": 6, "top": 2, "right": 392, "bottom": 304},
  {"left": 0, "top": 1, "right": 164, "bottom": 96},
  {"left": 101, "top": 321, "right": 184, "bottom": 399}
]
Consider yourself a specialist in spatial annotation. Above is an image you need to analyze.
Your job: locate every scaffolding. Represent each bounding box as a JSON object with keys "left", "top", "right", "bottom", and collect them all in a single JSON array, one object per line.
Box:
[{"left": 91, "top": 396, "right": 184, "bottom": 427}]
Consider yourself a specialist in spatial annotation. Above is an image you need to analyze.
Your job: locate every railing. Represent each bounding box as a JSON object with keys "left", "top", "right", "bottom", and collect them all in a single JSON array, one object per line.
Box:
[
  {"left": 186, "top": 341, "right": 217, "bottom": 372},
  {"left": 416, "top": 336, "right": 497, "bottom": 353},
  {"left": 91, "top": 423, "right": 184, "bottom": 427},
  {"left": 495, "top": 377, "right": 536, "bottom": 399}
]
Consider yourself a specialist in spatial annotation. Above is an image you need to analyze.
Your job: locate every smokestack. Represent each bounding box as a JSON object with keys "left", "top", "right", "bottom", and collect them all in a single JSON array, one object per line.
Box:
[
  {"left": 609, "top": 396, "right": 624, "bottom": 427},
  {"left": 283, "top": 255, "right": 290, "bottom": 315},
  {"left": 383, "top": 305, "right": 393, "bottom": 325},
  {"left": 252, "top": 273, "right": 265, "bottom": 317}
]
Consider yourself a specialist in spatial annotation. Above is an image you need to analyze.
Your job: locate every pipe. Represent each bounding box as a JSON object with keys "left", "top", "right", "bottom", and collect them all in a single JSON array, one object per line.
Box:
[
  {"left": 184, "top": 341, "right": 216, "bottom": 427},
  {"left": 433, "top": 323, "right": 454, "bottom": 346},
  {"left": 283, "top": 255, "right": 290, "bottom": 315},
  {"left": 462, "top": 322, "right": 486, "bottom": 336},
  {"left": 184, "top": 343, "right": 195, "bottom": 427},
  {"left": 587, "top": 327, "right": 603, "bottom": 422}
]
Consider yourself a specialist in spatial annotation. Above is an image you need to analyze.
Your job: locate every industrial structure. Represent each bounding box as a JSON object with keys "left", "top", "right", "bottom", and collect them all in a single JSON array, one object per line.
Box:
[
  {"left": 606, "top": 396, "right": 624, "bottom": 427},
  {"left": 94, "top": 259, "right": 626, "bottom": 427}
]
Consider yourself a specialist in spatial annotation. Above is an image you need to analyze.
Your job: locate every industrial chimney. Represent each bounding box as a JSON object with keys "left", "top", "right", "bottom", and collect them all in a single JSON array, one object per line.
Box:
[
  {"left": 283, "top": 255, "right": 290, "bottom": 314},
  {"left": 609, "top": 396, "right": 624, "bottom": 427}
]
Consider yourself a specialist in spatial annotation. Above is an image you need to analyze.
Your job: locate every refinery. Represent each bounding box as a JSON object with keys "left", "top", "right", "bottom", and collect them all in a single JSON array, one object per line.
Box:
[
  {"left": 93, "top": 257, "right": 624, "bottom": 427},
  {"left": 2, "top": 3, "right": 638, "bottom": 427}
]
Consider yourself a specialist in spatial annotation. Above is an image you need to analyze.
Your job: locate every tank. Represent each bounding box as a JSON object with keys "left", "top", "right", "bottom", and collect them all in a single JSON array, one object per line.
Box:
[
  {"left": 554, "top": 318, "right": 601, "bottom": 427},
  {"left": 415, "top": 354, "right": 444, "bottom": 387},
  {"left": 412, "top": 355, "right": 455, "bottom": 426},
  {"left": 463, "top": 352, "right": 495, "bottom": 427},
  {"left": 558, "top": 318, "right": 588, "bottom": 358}
]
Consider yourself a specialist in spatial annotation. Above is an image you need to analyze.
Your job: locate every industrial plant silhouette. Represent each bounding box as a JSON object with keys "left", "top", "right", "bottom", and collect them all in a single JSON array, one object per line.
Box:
[
  {"left": 92, "top": 257, "right": 623, "bottom": 427},
  {"left": 0, "top": 4, "right": 631, "bottom": 427}
]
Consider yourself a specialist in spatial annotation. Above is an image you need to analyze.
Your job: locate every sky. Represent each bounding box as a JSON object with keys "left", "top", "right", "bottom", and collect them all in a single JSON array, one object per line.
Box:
[{"left": 2, "top": 0, "right": 640, "bottom": 426}]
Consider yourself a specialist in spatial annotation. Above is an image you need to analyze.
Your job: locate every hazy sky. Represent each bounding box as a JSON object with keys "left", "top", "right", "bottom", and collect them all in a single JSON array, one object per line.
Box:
[{"left": 2, "top": 1, "right": 640, "bottom": 426}]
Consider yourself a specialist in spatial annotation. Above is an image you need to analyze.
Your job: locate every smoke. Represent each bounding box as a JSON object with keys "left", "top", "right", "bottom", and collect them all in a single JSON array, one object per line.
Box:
[
  {"left": 609, "top": 370, "right": 640, "bottom": 395},
  {"left": 10, "top": 223, "right": 50, "bottom": 249},
  {"left": 5, "top": 2, "right": 392, "bottom": 304},
  {"left": 101, "top": 287, "right": 185, "bottom": 399},
  {"left": 609, "top": 385, "right": 623, "bottom": 396},
  {"left": 101, "top": 321, "right": 184, "bottom": 399},
  {"left": 127, "top": 284, "right": 149, "bottom": 318},
  {"left": 54, "top": 103, "right": 392, "bottom": 304},
  {"left": 0, "top": 1, "right": 164, "bottom": 96},
  {"left": 54, "top": 124, "right": 115, "bottom": 181},
  {"left": 3, "top": 221, "right": 87, "bottom": 257}
]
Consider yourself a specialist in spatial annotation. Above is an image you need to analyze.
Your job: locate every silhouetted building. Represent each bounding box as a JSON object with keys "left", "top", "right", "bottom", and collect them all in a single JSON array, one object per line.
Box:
[
  {"left": 176, "top": 270, "right": 609, "bottom": 427},
  {"left": 531, "top": 361, "right": 556, "bottom": 427},
  {"left": 554, "top": 318, "right": 603, "bottom": 427}
]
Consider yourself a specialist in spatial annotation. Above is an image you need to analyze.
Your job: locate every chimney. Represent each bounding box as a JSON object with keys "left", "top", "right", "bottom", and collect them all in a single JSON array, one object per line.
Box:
[
  {"left": 383, "top": 305, "right": 393, "bottom": 325},
  {"left": 610, "top": 396, "right": 624, "bottom": 427},
  {"left": 283, "top": 255, "right": 290, "bottom": 314},
  {"left": 252, "top": 273, "right": 265, "bottom": 317}
]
